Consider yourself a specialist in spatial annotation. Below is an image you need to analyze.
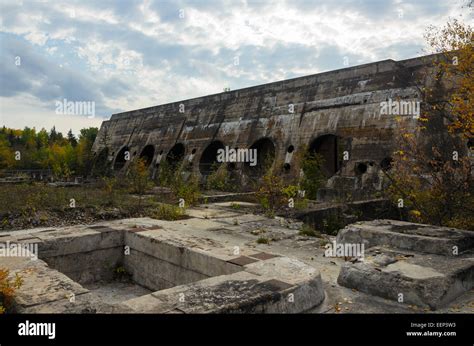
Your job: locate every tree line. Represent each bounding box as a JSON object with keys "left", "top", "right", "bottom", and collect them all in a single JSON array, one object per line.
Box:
[{"left": 0, "top": 126, "right": 98, "bottom": 178}]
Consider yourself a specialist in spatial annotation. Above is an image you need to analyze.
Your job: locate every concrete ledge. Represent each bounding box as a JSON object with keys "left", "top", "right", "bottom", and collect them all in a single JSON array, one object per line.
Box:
[
  {"left": 337, "top": 219, "right": 474, "bottom": 256},
  {"left": 2, "top": 255, "right": 90, "bottom": 313},
  {"left": 2, "top": 219, "right": 325, "bottom": 313},
  {"left": 122, "top": 258, "right": 324, "bottom": 314},
  {"left": 337, "top": 247, "right": 474, "bottom": 310}
]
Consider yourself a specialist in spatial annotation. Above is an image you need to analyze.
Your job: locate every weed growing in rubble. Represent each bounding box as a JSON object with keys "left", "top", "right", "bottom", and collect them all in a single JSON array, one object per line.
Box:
[
  {"left": 321, "top": 214, "right": 346, "bottom": 235},
  {"left": 256, "top": 237, "right": 270, "bottom": 244},
  {"left": 206, "top": 163, "right": 234, "bottom": 191},
  {"left": 298, "top": 224, "right": 321, "bottom": 237},
  {"left": 158, "top": 161, "right": 201, "bottom": 206},
  {"left": 230, "top": 202, "right": 241, "bottom": 209},
  {"left": 256, "top": 170, "right": 286, "bottom": 212},
  {"left": 127, "top": 158, "right": 152, "bottom": 196},
  {"left": 151, "top": 204, "right": 185, "bottom": 221},
  {"left": 0, "top": 269, "right": 23, "bottom": 314}
]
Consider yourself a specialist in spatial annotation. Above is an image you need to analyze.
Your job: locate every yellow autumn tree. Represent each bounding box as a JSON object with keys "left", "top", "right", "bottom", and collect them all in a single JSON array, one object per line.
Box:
[{"left": 386, "top": 18, "right": 474, "bottom": 230}]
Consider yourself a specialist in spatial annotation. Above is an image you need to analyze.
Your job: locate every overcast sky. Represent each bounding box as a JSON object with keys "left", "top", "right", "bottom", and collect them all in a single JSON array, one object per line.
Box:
[{"left": 0, "top": 0, "right": 471, "bottom": 134}]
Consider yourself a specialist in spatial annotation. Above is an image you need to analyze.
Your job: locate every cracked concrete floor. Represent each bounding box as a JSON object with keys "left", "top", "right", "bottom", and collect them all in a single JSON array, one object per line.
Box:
[{"left": 181, "top": 202, "right": 474, "bottom": 314}]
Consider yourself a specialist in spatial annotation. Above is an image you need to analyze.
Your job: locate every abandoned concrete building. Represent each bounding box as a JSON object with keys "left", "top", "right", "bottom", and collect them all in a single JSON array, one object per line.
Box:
[
  {"left": 92, "top": 54, "right": 441, "bottom": 199},
  {"left": 2, "top": 53, "right": 473, "bottom": 315}
]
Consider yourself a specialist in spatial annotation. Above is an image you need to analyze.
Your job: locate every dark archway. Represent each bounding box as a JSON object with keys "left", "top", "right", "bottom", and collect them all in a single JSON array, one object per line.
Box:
[
  {"left": 380, "top": 157, "right": 393, "bottom": 171},
  {"left": 139, "top": 145, "right": 155, "bottom": 167},
  {"left": 199, "top": 141, "right": 225, "bottom": 175},
  {"left": 113, "top": 146, "right": 130, "bottom": 171},
  {"left": 245, "top": 138, "right": 275, "bottom": 177},
  {"left": 92, "top": 147, "right": 110, "bottom": 175},
  {"left": 166, "top": 143, "right": 185, "bottom": 170},
  {"left": 309, "top": 134, "right": 341, "bottom": 177}
]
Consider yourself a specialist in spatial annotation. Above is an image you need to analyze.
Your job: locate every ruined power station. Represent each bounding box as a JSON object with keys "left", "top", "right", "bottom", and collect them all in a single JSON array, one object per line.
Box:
[{"left": 92, "top": 54, "right": 437, "bottom": 198}]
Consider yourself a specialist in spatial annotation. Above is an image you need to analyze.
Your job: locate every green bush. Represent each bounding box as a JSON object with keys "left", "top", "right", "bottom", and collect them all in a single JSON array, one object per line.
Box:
[
  {"left": 298, "top": 224, "right": 321, "bottom": 237},
  {"left": 206, "top": 163, "right": 232, "bottom": 191},
  {"left": 0, "top": 269, "right": 23, "bottom": 314},
  {"left": 151, "top": 204, "right": 185, "bottom": 221},
  {"left": 300, "top": 152, "right": 326, "bottom": 200}
]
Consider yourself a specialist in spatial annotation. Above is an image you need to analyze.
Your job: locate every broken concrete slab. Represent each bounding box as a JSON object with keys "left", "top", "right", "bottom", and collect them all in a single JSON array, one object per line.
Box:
[
  {"left": 337, "top": 219, "right": 474, "bottom": 256},
  {"left": 2, "top": 255, "right": 90, "bottom": 313},
  {"left": 337, "top": 247, "right": 474, "bottom": 310},
  {"left": 2, "top": 216, "right": 325, "bottom": 314}
]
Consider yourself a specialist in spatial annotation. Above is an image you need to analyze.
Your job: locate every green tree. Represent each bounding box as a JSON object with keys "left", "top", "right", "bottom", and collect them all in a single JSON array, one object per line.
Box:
[
  {"left": 67, "top": 129, "right": 77, "bottom": 147},
  {"left": 386, "top": 18, "right": 474, "bottom": 230}
]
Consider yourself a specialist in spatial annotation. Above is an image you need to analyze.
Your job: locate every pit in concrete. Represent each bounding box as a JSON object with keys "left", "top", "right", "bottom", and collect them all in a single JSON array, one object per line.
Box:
[{"left": 1, "top": 220, "right": 325, "bottom": 313}]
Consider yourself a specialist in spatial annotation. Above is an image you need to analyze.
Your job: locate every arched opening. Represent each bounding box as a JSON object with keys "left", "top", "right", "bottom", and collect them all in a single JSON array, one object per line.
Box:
[
  {"left": 139, "top": 145, "right": 155, "bottom": 167},
  {"left": 245, "top": 138, "right": 275, "bottom": 177},
  {"left": 355, "top": 162, "right": 367, "bottom": 175},
  {"left": 199, "top": 141, "right": 225, "bottom": 175},
  {"left": 113, "top": 146, "right": 130, "bottom": 171},
  {"left": 309, "top": 134, "right": 341, "bottom": 177},
  {"left": 166, "top": 143, "right": 185, "bottom": 170},
  {"left": 380, "top": 157, "right": 393, "bottom": 171}
]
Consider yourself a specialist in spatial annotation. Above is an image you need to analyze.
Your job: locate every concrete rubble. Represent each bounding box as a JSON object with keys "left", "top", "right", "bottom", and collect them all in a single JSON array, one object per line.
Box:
[{"left": 0, "top": 202, "right": 472, "bottom": 314}]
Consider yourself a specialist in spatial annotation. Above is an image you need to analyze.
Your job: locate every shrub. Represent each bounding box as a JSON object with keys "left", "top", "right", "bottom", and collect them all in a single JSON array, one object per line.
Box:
[
  {"left": 256, "top": 171, "right": 286, "bottom": 212},
  {"left": 300, "top": 152, "right": 326, "bottom": 200},
  {"left": 173, "top": 173, "right": 201, "bottom": 207},
  {"left": 206, "top": 163, "right": 232, "bottom": 191},
  {"left": 298, "top": 224, "right": 321, "bottom": 237},
  {"left": 151, "top": 204, "right": 185, "bottom": 221},
  {"left": 321, "top": 214, "right": 346, "bottom": 235},
  {"left": 127, "top": 158, "right": 151, "bottom": 195},
  {"left": 385, "top": 19, "right": 474, "bottom": 230},
  {"left": 0, "top": 269, "right": 23, "bottom": 314}
]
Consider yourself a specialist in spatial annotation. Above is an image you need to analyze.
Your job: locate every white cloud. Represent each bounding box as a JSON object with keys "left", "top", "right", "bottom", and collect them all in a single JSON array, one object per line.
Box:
[
  {"left": 0, "top": 0, "right": 470, "bottom": 134},
  {"left": 0, "top": 94, "right": 103, "bottom": 135}
]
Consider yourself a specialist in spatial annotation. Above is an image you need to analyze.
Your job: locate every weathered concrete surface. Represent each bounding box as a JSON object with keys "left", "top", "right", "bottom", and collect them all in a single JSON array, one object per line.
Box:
[
  {"left": 2, "top": 255, "right": 91, "bottom": 313},
  {"left": 335, "top": 220, "right": 474, "bottom": 309},
  {"left": 92, "top": 55, "right": 443, "bottom": 198},
  {"left": 2, "top": 202, "right": 473, "bottom": 314},
  {"left": 336, "top": 219, "right": 474, "bottom": 256},
  {"left": 1, "top": 212, "right": 324, "bottom": 313},
  {"left": 123, "top": 257, "right": 324, "bottom": 314},
  {"left": 337, "top": 247, "right": 474, "bottom": 310}
]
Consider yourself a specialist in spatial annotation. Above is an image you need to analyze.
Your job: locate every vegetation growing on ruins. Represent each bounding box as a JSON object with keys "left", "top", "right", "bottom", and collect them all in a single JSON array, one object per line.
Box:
[
  {"left": 127, "top": 158, "right": 152, "bottom": 207},
  {"left": 300, "top": 152, "right": 326, "bottom": 201},
  {"left": 0, "top": 269, "right": 23, "bottom": 314},
  {"left": 386, "top": 19, "right": 474, "bottom": 230},
  {"left": 256, "top": 237, "right": 270, "bottom": 244},
  {"left": 256, "top": 170, "right": 287, "bottom": 214},
  {"left": 150, "top": 204, "right": 185, "bottom": 221},
  {"left": 206, "top": 163, "right": 236, "bottom": 191},
  {"left": 298, "top": 224, "right": 321, "bottom": 237},
  {"left": 0, "top": 183, "right": 188, "bottom": 230},
  {"left": 158, "top": 160, "right": 201, "bottom": 206}
]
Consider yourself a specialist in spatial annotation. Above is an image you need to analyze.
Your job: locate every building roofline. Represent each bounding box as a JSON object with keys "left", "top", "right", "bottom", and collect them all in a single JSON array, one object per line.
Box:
[{"left": 109, "top": 52, "right": 440, "bottom": 120}]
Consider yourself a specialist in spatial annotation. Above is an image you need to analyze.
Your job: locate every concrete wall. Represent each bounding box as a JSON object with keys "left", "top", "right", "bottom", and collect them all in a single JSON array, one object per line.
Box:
[
  {"left": 92, "top": 54, "right": 440, "bottom": 192},
  {"left": 124, "top": 231, "right": 242, "bottom": 291}
]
